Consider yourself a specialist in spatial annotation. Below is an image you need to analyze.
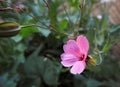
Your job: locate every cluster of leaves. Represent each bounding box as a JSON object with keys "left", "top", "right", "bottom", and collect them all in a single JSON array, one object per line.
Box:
[{"left": 0, "top": 0, "right": 120, "bottom": 87}]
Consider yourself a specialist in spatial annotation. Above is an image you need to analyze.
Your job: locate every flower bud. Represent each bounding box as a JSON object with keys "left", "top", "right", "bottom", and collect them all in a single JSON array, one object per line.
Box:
[
  {"left": 0, "top": 22, "right": 20, "bottom": 37},
  {"left": 87, "top": 55, "right": 97, "bottom": 67}
]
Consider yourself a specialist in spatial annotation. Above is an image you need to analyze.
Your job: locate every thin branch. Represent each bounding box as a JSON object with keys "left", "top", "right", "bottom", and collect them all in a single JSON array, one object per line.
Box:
[
  {"left": 20, "top": 24, "right": 47, "bottom": 29},
  {"left": 43, "top": 0, "right": 50, "bottom": 9}
]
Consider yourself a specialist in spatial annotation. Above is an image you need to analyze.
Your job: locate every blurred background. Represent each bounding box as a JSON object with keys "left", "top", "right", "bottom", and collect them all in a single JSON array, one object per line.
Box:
[{"left": 0, "top": 0, "right": 120, "bottom": 87}]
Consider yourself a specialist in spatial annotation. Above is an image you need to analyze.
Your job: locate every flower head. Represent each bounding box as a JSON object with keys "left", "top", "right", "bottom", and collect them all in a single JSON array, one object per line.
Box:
[{"left": 61, "top": 35, "right": 89, "bottom": 74}]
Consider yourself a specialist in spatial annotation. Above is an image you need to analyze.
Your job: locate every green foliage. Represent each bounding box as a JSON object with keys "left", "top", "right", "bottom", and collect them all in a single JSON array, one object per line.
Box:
[
  {"left": 20, "top": 26, "right": 38, "bottom": 39},
  {"left": 24, "top": 56, "right": 61, "bottom": 86},
  {"left": 0, "top": 73, "right": 17, "bottom": 87},
  {"left": 22, "top": 45, "right": 62, "bottom": 86},
  {"left": 86, "top": 79, "right": 103, "bottom": 87}
]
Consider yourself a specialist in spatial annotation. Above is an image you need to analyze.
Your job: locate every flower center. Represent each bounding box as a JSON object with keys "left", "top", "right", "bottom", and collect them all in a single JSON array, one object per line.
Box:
[{"left": 79, "top": 54, "right": 85, "bottom": 61}]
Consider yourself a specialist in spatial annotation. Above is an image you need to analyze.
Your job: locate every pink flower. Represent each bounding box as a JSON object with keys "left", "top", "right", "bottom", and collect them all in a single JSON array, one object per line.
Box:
[{"left": 61, "top": 35, "right": 89, "bottom": 74}]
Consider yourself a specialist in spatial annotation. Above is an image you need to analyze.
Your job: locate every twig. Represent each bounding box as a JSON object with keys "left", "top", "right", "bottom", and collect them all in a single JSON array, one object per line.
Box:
[{"left": 43, "top": 0, "right": 50, "bottom": 9}]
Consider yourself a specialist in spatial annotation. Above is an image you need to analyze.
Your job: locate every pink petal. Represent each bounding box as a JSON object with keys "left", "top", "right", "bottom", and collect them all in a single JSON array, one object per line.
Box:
[
  {"left": 70, "top": 61, "right": 86, "bottom": 74},
  {"left": 63, "top": 40, "right": 80, "bottom": 57},
  {"left": 76, "top": 35, "right": 89, "bottom": 58},
  {"left": 61, "top": 53, "right": 78, "bottom": 60},
  {"left": 61, "top": 54, "right": 79, "bottom": 67}
]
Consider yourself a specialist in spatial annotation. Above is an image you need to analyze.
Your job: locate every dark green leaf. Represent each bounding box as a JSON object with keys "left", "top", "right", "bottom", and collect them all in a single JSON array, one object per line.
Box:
[
  {"left": 87, "top": 79, "right": 103, "bottom": 87},
  {"left": 20, "top": 26, "right": 38, "bottom": 38}
]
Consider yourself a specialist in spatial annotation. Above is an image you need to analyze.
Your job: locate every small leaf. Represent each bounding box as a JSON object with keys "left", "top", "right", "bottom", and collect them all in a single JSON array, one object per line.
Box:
[
  {"left": 43, "top": 59, "right": 61, "bottom": 85},
  {"left": 11, "top": 35, "right": 22, "bottom": 42},
  {"left": 20, "top": 26, "right": 38, "bottom": 38},
  {"left": 37, "top": 28, "right": 51, "bottom": 37},
  {"left": 101, "top": 15, "right": 109, "bottom": 29},
  {"left": 95, "top": 33, "right": 104, "bottom": 46},
  {"left": 0, "top": 74, "right": 17, "bottom": 87},
  {"left": 24, "top": 56, "right": 44, "bottom": 77},
  {"left": 110, "top": 25, "right": 120, "bottom": 33},
  {"left": 87, "top": 79, "right": 103, "bottom": 87},
  {"left": 102, "top": 41, "right": 111, "bottom": 53},
  {"left": 59, "top": 19, "right": 68, "bottom": 30}
]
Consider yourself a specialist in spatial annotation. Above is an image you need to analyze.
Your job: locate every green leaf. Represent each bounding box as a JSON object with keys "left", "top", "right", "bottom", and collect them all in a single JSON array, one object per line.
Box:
[
  {"left": 59, "top": 19, "right": 68, "bottom": 30},
  {"left": 37, "top": 28, "right": 51, "bottom": 37},
  {"left": 43, "top": 59, "right": 61, "bottom": 85},
  {"left": 24, "top": 56, "right": 44, "bottom": 77},
  {"left": 0, "top": 74, "right": 17, "bottom": 87},
  {"left": 102, "top": 41, "right": 111, "bottom": 53},
  {"left": 110, "top": 25, "right": 120, "bottom": 33},
  {"left": 31, "top": 77, "right": 41, "bottom": 87},
  {"left": 86, "top": 28, "right": 95, "bottom": 46},
  {"left": 101, "top": 15, "right": 109, "bottom": 29},
  {"left": 58, "top": 19, "right": 68, "bottom": 32},
  {"left": 74, "top": 75, "right": 86, "bottom": 87},
  {"left": 15, "top": 43, "right": 26, "bottom": 52},
  {"left": 20, "top": 26, "right": 38, "bottom": 38},
  {"left": 24, "top": 55, "right": 61, "bottom": 86},
  {"left": 87, "top": 79, "right": 103, "bottom": 87},
  {"left": 6, "top": 80, "right": 16, "bottom": 87},
  {"left": 11, "top": 35, "right": 22, "bottom": 42},
  {"left": 95, "top": 33, "right": 104, "bottom": 46}
]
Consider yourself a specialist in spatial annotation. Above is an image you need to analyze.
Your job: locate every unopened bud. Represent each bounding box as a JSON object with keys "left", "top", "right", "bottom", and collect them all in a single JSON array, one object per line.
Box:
[
  {"left": 0, "top": 22, "right": 20, "bottom": 37},
  {"left": 87, "top": 55, "right": 97, "bottom": 67}
]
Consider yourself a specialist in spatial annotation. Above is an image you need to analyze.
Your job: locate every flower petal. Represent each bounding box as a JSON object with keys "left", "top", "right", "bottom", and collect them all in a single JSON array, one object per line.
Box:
[
  {"left": 76, "top": 35, "right": 89, "bottom": 58},
  {"left": 70, "top": 61, "right": 86, "bottom": 74},
  {"left": 61, "top": 53, "right": 78, "bottom": 60},
  {"left": 61, "top": 53, "right": 79, "bottom": 67},
  {"left": 63, "top": 40, "right": 80, "bottom": 57}
]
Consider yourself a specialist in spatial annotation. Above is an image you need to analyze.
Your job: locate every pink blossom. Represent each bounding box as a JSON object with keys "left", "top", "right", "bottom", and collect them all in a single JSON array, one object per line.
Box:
[{"left": 61, "top": 35, "right": 89, "bottom": 74}]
